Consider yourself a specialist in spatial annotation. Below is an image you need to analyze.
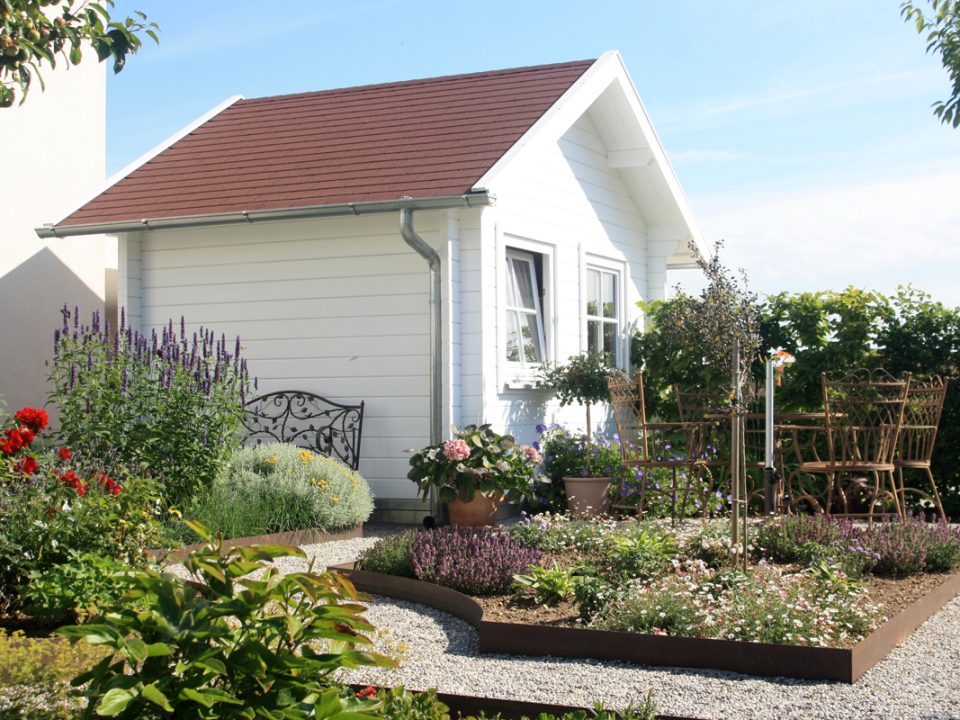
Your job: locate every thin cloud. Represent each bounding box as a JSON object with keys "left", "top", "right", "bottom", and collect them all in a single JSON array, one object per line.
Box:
[
  {"left": 660, "top": 70, "right": 932, "bottom": 130},
  {"left": 671, "top": 148, "right": 746, "bottom": 163}
]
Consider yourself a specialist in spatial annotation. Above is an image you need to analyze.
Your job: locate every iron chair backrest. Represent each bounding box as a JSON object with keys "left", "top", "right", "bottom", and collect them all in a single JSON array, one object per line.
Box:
[
  {"left": 821, "top": 369, "right": 910, "bottom": 468},
  {"left": 609, "top": 374, "right": 710, "bottom": 465},
  {"left": 674, "top": 385, "right": 729, "bottom": 422},
  {"left": 897, "top": 376, "right": 949, "bottom": 466},
  {"left": 242, "top": 390, "right": 364, "bottom": 470}
]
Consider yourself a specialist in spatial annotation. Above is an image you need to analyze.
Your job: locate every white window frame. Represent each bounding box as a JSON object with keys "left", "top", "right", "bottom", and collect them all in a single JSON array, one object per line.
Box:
[
  {"left": 504, "top": 249, "right": 547, "bottom": 368},
  {"left": 581, "top": 254, "right": 627, "bottom": 368},
  {"left": 498, "top": 233, "right": 555, "bottom": 390}
]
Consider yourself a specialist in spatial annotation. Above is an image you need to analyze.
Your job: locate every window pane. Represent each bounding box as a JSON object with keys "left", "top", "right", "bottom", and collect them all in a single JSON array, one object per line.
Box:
[
  {"left": 511, "top": 258, "right": 536, "bottom": 310},
  {"left": 603, "top": 322, "right": 617, "bottom": 358},
  {"left": 602, "top": 272, "right": 617, "bottom": 319},
  {"left": 519, "top": 312, "right": 544, "bottom": 362},
  {"left": 587, "top": 269, "right": 600, "bottom": 317},
  {"left": 505, "top": 312, "right": 523, "bottom": 362},
  {"left": 505, "top": 262, "right": 519, "bottom": 307},
  {"left": 587, "top": 320, "right": 600, "bottom": 354}
]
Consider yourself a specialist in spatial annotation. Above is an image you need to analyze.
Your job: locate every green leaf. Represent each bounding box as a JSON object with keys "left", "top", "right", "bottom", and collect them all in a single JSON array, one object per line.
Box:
[
  {"left": 141, "top": 684, "right": 173, "bottom": 712},
  {"left": 180, "top": 687, "right": 243, "bottom": 707},
  {"left": 95, "top": 687, "right": 136, "bottom": 716},
  {"left": 124, "top": 638, "right": 148, "bottom": 662},
  {"left": 69, "top": 44, "right": 82, "bottom": 65}
]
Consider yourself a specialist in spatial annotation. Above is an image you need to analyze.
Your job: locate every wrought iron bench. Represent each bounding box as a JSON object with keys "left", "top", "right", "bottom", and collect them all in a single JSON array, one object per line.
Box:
[{"left": 242, "top": 390, "right": 364, "bottom": 471}]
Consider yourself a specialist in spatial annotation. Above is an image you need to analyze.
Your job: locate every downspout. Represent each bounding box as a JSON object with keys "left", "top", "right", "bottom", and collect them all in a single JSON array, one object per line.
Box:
[{"left": 400, "top": 208, "right": 443, "bottom": 522}]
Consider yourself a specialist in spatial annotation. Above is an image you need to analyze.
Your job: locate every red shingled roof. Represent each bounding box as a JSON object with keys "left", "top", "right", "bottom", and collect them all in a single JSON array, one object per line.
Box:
[{"left": 59, "top": 59, "right": 595, "bottom": 228}]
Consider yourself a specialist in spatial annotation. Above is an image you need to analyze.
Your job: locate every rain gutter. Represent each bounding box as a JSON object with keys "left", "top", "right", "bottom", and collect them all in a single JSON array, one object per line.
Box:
[{"left": 35, "top": 192, "right": 492, "bottom": 239}]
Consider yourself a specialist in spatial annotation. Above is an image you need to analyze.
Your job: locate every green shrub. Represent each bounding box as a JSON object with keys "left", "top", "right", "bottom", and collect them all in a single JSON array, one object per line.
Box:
[
  {"left": 572, "top": 572, "right": 617, "bottom": 621},
  {"left": 374, "top": 686, "right": 450, "bottom": 720},
  {"left": 59, "top": 521, "right": 396, "bottom": 719},
  {"left": 601, "top": 527, "right": 678, "bottom": 581},
  {"left": 358, "top": 532, "right": 418, "bottom": 578},
  {"left": 25, "top": 552, "right": 140, "bottom": 624},
  {"left": 0, "top": 407, "right": 163, "bottom": 616},
  {"left": 50, "top": 308, "right": 251, "bottom": 505},
  {"left": 183, "top": 442, "right": 374, "bottom": 537},
  {"left": 0, "top": 629, "right": 106, "bottom": 720}
]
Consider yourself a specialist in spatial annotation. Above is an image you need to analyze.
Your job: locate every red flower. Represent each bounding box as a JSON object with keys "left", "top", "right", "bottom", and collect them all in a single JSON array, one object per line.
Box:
[
  {"left": 14, "top": 407, "right": 48, "bottom": 433},
  {"left": 105, "top": 477, "right": 116, "bottom": 491},
  {"left": 16, "top": 457, "right": 37, "bottom": 476},
  {"left": 1, "top": 427, "right": 33, "bottom": 455},
  {"left": 111, "top": 484, "right": 122, "bottom": 496},
  {"left": 355, "top": 686, "right": 378, "bottom": 699},
  {"left": 58, "top": 447, "right": 72, "bottom": 461}
]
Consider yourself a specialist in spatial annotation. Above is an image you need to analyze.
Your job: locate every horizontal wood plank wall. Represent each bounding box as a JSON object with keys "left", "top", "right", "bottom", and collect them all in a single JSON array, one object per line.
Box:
[
  {"left": 483, "top": 113, "right": 649, "bottom": 445},
  {"left": 136, "top": 213, "right": 453, "bottom": 500}
]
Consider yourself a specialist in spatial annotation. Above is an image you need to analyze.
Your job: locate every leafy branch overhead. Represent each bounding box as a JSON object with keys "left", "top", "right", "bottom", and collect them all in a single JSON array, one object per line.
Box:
[
  {"left": 0, "top": 0, "right": 159, "bottom": 108},
  {"left": 901, "top": 0, "right": 960, "bottom": 127}
]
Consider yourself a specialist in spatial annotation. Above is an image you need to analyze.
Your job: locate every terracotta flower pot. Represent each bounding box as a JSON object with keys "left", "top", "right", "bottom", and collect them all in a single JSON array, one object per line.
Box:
[
  {"left": 563, "top": 476, "right": 611, "bottom": 516},
  {"left": 447, "top": 493, "right": 502, "bottom": 526}
]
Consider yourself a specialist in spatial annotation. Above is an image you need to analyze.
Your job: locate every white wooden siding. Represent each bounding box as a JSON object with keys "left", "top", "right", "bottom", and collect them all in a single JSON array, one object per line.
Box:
[
  {"left": 481, "top": 112, "right": 649, "bottom": 445},
  {"left": 130, "top": 213, "right": 451, "bottom": 500}
]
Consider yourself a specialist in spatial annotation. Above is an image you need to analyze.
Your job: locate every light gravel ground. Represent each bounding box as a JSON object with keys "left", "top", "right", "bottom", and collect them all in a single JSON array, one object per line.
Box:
[{"left": 170, "top": 527, "right": 960, "bottom": 720}]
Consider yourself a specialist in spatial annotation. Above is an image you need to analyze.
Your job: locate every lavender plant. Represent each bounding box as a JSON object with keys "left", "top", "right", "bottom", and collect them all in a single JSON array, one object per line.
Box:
[
  {"left": 410, "top": 526, "right": 542, "bottom": 595},
  {"left": 49, "top": 307, "right": 252, "bottom": 505}
]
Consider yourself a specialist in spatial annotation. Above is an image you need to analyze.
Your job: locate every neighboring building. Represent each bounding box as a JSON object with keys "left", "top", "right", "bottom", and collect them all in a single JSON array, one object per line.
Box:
[
  {"left": 1, "top": 60, "right": 111, "bottom": 414},
  {"left": 39, "top": 51, "right": 705, "bottom": 518}
]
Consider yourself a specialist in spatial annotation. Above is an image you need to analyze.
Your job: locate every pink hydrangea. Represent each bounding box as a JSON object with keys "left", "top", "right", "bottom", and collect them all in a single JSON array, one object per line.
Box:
[
  {"left": 522, "top": 445, "right": 542, "bottom": 465},
  {"left": 442, "top": 438, "right": 471, "bottom": 461}
]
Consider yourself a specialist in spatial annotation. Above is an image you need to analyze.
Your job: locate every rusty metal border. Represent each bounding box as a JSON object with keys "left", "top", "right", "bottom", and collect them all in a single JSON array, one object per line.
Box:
[{"left": 331, "top": 563, "right": 960, "bottom": 684}]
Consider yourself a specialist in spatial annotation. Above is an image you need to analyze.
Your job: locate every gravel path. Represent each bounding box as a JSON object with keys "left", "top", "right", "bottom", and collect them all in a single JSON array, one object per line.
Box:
[{"left": 170, "top": 528, "right": 960, "bottom": 720}]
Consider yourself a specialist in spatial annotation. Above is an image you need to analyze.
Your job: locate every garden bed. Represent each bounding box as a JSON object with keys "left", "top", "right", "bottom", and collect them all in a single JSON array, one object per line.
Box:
[
  {"left": 347, "top": 684, "right": 699, "bottom": 720},
  {"left": 328, "top": 562, "right": 960, "bottom": 683}
]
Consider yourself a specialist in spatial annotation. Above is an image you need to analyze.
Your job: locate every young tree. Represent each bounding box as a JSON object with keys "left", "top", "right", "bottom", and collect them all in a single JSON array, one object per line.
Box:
[
  {"left": 0, "top": 0, "right": 158, "bottom": 108},
  {"left": 901, "top": 0, "right": 960, "bottom": 127}
]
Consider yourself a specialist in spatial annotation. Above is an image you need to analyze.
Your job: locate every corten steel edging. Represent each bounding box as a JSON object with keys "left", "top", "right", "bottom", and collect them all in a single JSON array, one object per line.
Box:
[
  {"left": 153, "top": 524, "right": 363, "bottom": 563},
  {"left": 347, "top": 684, "right": 701, "bottom": 720},
  {"left": 850, "top": 569, "right": 960, "bottom": 682},
  {"left": 331, "top": 563, "right": 960, "bottom": 684}
]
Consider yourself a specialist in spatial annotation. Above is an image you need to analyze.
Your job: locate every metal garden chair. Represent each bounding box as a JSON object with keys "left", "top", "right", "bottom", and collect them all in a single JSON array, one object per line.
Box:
[
  {"left": 608, "top": 373, "right": 718, "bottom": 521},
  {"left": 895, "top": 376, "right": 949, "bottom": 520},
  {"left": 794, "top": 368, "right": 910, "bottom": 521}
]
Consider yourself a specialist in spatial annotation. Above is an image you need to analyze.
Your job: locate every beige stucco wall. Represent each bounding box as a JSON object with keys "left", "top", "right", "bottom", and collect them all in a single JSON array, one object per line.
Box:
[{"left": 0, "top": 59, "right": 110, "bottom": 414}]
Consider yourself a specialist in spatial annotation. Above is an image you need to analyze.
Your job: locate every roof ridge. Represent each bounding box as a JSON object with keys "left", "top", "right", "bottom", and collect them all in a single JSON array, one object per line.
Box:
[{"left": 239, "top": 58, "right": 596, "bottom": 106}]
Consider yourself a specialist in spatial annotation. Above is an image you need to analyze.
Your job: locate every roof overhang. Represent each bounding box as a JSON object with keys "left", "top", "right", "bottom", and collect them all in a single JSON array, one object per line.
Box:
[{"left": 35, "top": 191, "right": 494, "bottom": 239}]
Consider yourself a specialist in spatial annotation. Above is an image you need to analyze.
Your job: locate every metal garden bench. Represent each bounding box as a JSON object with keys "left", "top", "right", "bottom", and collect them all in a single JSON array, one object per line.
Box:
[{"left": 242, "top": 390, "right": 365, "bottom": 471}]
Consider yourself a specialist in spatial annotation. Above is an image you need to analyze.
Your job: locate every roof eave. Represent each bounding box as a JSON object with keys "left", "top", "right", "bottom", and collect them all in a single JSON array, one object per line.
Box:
[{"left": 35, "top": 192, "right": 495, "bottom": 239}]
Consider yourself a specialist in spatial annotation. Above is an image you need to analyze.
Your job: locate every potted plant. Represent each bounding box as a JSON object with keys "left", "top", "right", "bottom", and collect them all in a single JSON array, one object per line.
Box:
[
  {"left": 407, "top": 424, "right": 547, "bottom": 526},
  {"left": 537, "top": 352, "right": 624, "bottom": 515},
  {"left": 538, "top": 425, "right": 623, "bottom": 515}
]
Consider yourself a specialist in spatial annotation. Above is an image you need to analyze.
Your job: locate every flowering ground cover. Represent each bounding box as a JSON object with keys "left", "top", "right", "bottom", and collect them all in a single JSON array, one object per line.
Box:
[{"left": 358, "top": 514, "right": 960, "bottom": 649}]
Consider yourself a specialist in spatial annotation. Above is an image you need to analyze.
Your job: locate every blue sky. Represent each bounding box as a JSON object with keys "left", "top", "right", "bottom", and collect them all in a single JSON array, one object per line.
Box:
[{"left": 106, "top": 0, "right": 960, "bottom": 305}]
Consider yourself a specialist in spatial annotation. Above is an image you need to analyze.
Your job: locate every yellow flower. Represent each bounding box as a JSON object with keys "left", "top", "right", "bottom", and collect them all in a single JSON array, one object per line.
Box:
[
  {"left": 331, "top": 495, "right": 341, "bottom": 504},
  {"left": 266, "top": 454, "right": 279, "bottom": 465},
  {"left": 298, "top": 449, "right": 314, "bottom": 464}
]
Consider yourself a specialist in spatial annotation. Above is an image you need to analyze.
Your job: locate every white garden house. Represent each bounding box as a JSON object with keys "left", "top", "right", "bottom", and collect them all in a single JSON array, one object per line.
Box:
[{"left": 38, "top": 51, "right": 705, "bottom": 519}]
